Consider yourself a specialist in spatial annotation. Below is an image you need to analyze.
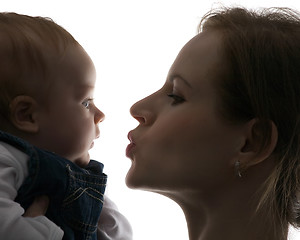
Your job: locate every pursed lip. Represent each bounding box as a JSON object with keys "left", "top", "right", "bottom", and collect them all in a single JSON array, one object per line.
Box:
[
  {"left": 127, "top": 131, "right": 134, "bottom": 143},
  {"left": 126, "top": 131, "right": 136, "bottom": 158}
]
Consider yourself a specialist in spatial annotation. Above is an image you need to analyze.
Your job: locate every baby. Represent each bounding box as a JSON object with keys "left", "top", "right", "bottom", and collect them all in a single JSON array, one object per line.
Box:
[{"left": 0, "top": 12, "right": 132, "bottom": 240}]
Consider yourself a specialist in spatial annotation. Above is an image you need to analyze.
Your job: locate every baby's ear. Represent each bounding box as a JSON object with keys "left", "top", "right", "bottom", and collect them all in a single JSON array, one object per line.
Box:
[
  {"left": 238, "top": 118, "right": 278, "bottom": 170},
  {"left": 9, "top": 95, "right": 40, "bottom": 133}
]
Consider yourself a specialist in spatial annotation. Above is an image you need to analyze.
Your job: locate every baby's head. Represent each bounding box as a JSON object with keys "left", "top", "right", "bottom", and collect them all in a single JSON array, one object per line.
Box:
[
  {"left": 0, "top": 13, "right": 77, "bottom": 118},
  {"left": 0, "top": 12, "right": 105, "bottom": 166}
]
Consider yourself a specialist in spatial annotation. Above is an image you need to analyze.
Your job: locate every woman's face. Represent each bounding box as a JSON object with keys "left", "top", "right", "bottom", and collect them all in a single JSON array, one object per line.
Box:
[{"left": 126, "top": 31, "right": 246, "bottom": 194}]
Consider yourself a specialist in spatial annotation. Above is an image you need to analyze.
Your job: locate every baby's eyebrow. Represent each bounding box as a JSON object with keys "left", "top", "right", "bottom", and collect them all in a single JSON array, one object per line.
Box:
[
  {"left": 74, "top": 85, "right": 95, "bottom": 97},
  {"left": 168, "top": 73, "right": 192, "bottom": 88},
  {"left": 76, "top": 84, "right": 95, "bottom": 90},
  {"left": 77, "top": 83, "right": 95, "bottom": 87}
]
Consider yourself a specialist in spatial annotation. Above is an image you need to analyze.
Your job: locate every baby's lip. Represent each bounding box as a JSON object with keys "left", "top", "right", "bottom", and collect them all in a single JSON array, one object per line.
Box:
[{"left": 96, "top": 127, "right": 100, "bottom": 139}]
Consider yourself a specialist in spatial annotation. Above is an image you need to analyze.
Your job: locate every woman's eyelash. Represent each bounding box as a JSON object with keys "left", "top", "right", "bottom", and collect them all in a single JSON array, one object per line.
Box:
[{"left": 167, "top": 93, "right": 185, "bottom": 105}]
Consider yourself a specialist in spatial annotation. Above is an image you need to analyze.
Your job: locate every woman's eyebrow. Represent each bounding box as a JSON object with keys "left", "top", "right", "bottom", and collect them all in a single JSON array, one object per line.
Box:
[{"left": 168, "top": 73, "right": 192, "bottom": 88}]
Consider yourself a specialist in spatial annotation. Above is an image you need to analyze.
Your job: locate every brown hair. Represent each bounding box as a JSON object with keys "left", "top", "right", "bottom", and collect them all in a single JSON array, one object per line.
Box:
[
  {"left": 0, "top": 12, "right": 78, "bottom": 123},
  {"left": 199, "top": 7, "right": 300, "bottom": 237}
]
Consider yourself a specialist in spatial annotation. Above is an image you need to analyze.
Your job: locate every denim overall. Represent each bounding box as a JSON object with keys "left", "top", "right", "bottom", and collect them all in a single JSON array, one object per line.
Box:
[{"left": 0, "top": 131, "right": 107, "bottom": 240}]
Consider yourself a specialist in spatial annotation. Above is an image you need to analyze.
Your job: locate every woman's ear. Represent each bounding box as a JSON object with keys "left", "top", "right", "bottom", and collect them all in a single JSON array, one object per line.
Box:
[
  {"left": 239, "top": 118, "right": 278, "bottom": 169},
  {"left": 9, "top": 95, "right": 40, "bottom": 133}
]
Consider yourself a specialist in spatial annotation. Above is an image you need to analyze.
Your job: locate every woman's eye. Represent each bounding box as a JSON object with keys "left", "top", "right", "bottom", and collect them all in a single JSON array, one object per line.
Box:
[
  {"left": 82, "top": 99, "right": 93, "bottom": 109},
  {"left": 167, "top": 93, "right": 185, "bottom": 105}
]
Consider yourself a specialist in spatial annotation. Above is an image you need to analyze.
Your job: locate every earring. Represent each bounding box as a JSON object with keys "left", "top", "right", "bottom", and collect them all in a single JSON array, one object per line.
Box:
[{"left": 235, "top": 160, "right": 242, "bottom": 178}]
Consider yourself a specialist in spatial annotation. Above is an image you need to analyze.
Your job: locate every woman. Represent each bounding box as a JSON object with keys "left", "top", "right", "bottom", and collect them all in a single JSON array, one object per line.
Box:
[{"left": 126, "top": 7, "right": 300, "bottom": 240}]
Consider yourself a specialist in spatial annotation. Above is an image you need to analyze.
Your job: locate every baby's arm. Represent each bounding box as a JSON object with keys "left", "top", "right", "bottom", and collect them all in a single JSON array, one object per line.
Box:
[
  {"left": 0, "top": 142, "right": 64, "bottom": 240},
  {"left": 97, "top": 196, "right": 133, "bottom": 240},
  {"left": 23, "top": 195, "right": 49, "bottom": 218}
]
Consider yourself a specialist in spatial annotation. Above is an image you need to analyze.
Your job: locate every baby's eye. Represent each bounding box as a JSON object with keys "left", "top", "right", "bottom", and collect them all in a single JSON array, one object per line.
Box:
[
  {"left": 167, "top": 93, "right": 185, "bottom": 105},
  {"left": 82, "top": 98, "right": 93, "bottom": 109}
]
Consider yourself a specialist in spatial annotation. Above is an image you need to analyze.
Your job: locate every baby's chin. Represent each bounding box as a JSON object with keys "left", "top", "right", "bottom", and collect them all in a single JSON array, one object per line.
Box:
[{"left": 72, "top": 153, "right": 90, "bottom": 168}]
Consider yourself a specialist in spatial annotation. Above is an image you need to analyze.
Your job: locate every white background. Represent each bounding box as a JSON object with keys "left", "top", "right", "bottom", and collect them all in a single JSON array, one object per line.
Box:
[{"left": 2, "top": 0, "right": 300, "bottom": 239}]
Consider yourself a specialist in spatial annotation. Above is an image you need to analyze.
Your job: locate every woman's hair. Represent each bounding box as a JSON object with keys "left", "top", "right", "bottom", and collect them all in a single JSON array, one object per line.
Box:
[
  {"left": 0, "top": 12, "right": 78, "bottom": 123},
  {"left": 199, "top": 7, "right": 300, "bottom": 236}
]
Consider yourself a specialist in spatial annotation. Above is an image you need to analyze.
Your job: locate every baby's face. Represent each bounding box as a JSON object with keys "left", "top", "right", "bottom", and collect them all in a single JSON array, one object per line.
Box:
[{"left": 36, "top": 44, "right": 104, "bottom": 166}]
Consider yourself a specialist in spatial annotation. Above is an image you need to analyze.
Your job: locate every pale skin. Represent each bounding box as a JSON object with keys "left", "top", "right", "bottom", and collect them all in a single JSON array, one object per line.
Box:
[
  {"left": 127, "top": 31, "right": 279, "bottom": 240},
  {"left": 6, "top": 44, "right": 104, "bottom": 218}
]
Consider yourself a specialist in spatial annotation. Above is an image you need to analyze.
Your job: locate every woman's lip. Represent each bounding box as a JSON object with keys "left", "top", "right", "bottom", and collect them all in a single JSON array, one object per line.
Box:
[
  {"left": 127, "top": 131, "right": 134, "bottom": 142},
  {"left": 126, "top": 142, "right": 136, "bottom": 158},
  {"left": 126, "top": 130, "right": 137, "bottom": 158}
]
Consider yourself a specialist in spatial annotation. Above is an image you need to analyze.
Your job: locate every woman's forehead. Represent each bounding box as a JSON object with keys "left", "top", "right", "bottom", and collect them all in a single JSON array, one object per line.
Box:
[{"left": 169, "top": 31, "right": 225, "bottom": 86}]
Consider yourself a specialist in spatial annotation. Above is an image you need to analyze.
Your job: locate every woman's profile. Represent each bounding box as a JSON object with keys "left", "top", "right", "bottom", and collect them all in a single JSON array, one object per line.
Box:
[{"left": 126, "top": 7, "right": 300, "bottom": 240}]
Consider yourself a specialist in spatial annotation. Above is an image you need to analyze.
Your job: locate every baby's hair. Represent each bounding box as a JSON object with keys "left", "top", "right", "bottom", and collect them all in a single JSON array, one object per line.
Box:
[
  {"left": 0, "top": 12, "right": 78, "bottom": 123},
  {"left": 199, "top": 7, "right": 300, "bottom": 238}
]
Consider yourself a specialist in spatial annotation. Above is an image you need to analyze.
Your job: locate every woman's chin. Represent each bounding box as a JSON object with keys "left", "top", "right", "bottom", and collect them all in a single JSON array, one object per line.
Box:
[
  {"left": 125, "top": 169, "right": 138, "bottom": 189},
  {"left": 125, "top": 168, "right": 149, "bottom": 190}
]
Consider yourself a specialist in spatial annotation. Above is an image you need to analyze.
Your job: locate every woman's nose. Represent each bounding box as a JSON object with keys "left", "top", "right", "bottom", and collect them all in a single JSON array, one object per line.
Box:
[{"left": 130, "top": 96, "right": 154, "bottom": 125}]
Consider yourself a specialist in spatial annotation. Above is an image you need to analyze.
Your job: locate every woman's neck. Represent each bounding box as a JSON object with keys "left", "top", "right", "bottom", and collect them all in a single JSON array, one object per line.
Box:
[
  {"left": 162, "top": 161, "right": 286, "bottom": 240},
  {"left": 178, "top": 190, "right": 282, "bottom": 240}
]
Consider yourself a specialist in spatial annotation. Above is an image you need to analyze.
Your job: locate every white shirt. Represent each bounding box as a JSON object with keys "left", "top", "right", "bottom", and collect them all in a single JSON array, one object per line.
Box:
[{"left": 0, "top": 141, "right": 132, "bottom": 240}]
